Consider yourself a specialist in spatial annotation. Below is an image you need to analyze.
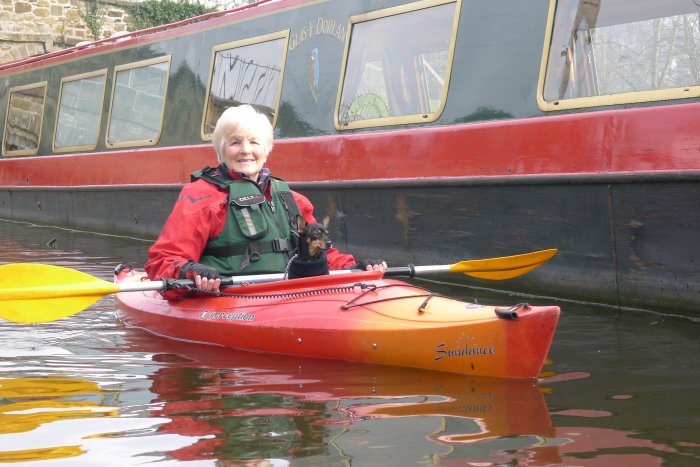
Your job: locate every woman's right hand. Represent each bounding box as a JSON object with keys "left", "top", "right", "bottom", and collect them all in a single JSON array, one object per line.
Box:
[{"left": 179, "top": 262, "right": 221, "bottom": 292}]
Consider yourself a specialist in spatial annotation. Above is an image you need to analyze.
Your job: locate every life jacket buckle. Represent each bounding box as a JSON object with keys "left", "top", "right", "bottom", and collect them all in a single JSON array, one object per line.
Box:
[
  {"left": 249, "top": 243, "right": 261, "bottom": 262},
  {"left": 272, "top": 238, "right": 290, "bottom": 252}
]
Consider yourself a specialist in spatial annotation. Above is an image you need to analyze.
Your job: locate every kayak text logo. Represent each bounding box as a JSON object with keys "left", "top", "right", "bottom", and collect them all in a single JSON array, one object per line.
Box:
[
  {"left": 434, "top": 335, "right": 495, "bottom": 361},
  {"left": 199, "top": 310, "right": 255, "bottom": 322}
]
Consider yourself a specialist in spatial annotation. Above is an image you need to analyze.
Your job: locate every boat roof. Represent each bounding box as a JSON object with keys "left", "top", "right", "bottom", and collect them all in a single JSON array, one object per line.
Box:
[{"left": 0, "top": 0, "right": 295, "bottom": 74}]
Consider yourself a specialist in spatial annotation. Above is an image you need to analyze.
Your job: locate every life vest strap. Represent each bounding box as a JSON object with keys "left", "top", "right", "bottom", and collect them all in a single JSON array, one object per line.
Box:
[{"left": 202, "top": 238, "right": 292, "bottom": 257}]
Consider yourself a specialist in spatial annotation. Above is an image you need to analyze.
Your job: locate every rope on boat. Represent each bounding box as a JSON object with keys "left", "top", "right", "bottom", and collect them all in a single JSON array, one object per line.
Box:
[
  {"left": 178, "top": 279, "right": 525, "bottom": 317},
  {"left": 181, "top": 282, "right": 376, "bottom": 300},
  {"left": 180, "top": 281, "right": 445, "bottom": 314},
  {"left": 340, "top": 283, "right": 448, "bottom": 312}
]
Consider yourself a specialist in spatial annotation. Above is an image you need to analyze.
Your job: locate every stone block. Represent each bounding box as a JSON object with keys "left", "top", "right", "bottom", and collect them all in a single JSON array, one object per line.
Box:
[
  {"left": 0, "top": 0, "right": 137, "bottom": 64},
  {"left": 64, "top": 8, "right": 80, "bottom": 23},
  {"left": 14, "top": 2, "right": 32, "bottom": 14}
]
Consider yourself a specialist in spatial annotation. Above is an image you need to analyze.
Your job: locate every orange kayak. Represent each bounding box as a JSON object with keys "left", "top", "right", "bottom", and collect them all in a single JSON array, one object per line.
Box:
[{"left": 114, "top": 267, "right": 559, "bottom": 379}]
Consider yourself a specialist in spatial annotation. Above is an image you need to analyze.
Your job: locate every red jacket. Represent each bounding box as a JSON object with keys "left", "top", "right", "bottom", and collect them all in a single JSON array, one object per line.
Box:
[{"left": 145, "top": 174, "right": 356, "bottom": 284}]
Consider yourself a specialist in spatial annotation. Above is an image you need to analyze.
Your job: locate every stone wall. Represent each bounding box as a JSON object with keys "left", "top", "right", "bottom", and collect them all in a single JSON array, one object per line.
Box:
[{"left": 0, "top": 0, "right": 135, "bottom": 64}]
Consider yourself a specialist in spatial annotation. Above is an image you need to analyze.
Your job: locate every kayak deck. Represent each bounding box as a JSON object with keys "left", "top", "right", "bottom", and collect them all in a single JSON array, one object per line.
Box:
[{"left": 114, "top": 268, "right": 560, "bottom": 379}]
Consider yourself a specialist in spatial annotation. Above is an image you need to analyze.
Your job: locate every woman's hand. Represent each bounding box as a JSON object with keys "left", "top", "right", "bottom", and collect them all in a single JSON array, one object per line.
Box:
[
  {"left": 352, "top": 259, "right": 388, "bottom": 273},
  {"left": 194, "top": 274, "right": 221, "bottom": 292},
  {"left": 180, "top": 262, "right": 221, "bottom": 292}
]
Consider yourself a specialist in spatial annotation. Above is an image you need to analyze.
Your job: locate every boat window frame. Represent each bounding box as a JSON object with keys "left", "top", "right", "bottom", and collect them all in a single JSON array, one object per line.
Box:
[
  {"left": 201, "top": 30, "right": 290, "bottom": 140},
  {"left": 537, "top": 0, "right": 700, "bottom": 111},
  {"left": 52, "top": 69, "right": 108, "bottom": 153},
  {"left": 2, "top": 81, "right": 48, "bottom": 157},
  {"left": 334, "top": 0, "right": 461, "bottom": 131},
  {"left": 105, "top": 55, "right": 172, "bottom": 149}
]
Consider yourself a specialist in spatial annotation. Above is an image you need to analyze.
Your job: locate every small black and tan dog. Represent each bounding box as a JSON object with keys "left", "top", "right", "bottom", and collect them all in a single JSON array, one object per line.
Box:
[
  {"left": 296, "top": 214, "right": 332, "bottom": 260},
  {"left": 287, "top": 214, "right": 332, "bottom": 279}
]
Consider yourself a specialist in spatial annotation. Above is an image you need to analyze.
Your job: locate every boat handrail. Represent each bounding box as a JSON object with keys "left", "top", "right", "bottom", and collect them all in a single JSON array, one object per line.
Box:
[{"left": 0, "top": 0, "right": 276, "bottom": 72}]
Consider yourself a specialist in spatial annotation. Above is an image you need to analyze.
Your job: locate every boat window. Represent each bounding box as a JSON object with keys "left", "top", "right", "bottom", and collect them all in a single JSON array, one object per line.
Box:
[
  {"left": 53, "top": 70, "right": 107, "bottom": 152},
  {"left": 2, "top": 82, "right": 48, "bottom": 157},
  {"left": 106, "top": 56, "right": 171, "bottom": 148},
  {"left": 336, "top": 0, "right": 460, "bottom": 130},
  {"left": 539, "top": 0, "right": 700, "bottom": 110},
  {"left": 202, "top": 31, "right": 289, "bottom": 138}
]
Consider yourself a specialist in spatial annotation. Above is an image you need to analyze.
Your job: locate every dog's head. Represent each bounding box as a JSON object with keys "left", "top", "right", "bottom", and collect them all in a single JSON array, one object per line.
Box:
[{"left": 296, "top": 214, "right": 332, "bottom": 260}]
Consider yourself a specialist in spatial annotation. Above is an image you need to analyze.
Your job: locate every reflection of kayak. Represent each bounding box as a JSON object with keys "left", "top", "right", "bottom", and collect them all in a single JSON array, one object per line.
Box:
[
  {"left": 116, "top": 332, "right": 555, "bottom": 426},
  {"left": 114, "top": 268, "right": 560, "bottom": 379},
  {"left": 112, "top": 331, "right": 558, "bottom": 464}
]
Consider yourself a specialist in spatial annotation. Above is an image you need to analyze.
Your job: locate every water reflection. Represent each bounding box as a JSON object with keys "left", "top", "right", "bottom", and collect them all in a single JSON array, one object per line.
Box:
[
  {"left": 110, "top": 332, "right": 556, "bottom": 465},
  {"left": 0, "top": 378, "right": 117, "bottom": 462},
  {"left": 0, "top": 220, "right": 698, "bottom": 465}
]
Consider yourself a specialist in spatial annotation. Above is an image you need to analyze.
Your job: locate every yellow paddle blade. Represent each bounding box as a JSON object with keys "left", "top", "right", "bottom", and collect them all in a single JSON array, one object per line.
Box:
[
  {"left": 465, "top": 263, "right": 543, "bottom": 280},
  {"left": 450, "top": 249, "right": 558, "bottom": 280},
  {"left": 0, "top": 264, "right": 119, "bottom": 324}
]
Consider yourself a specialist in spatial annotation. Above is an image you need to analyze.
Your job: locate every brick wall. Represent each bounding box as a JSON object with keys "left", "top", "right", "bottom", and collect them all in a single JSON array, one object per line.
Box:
[{"left": 0, "top": 0, "right": 135, "bottom": 64}]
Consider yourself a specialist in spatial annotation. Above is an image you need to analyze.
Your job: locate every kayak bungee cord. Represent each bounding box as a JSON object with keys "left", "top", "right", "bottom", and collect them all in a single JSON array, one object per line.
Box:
[
  {"left": 341, "top": 283, "right": 448, "bottom": 312},
  {"left": 171, "top": 281, "right": 447, "bottom": 315},
  {"left": 173, "top": 282, "right": 376, "bottom": 300},
  {"left": 164, "top": 275, "right": 531, "bottom": 318}
]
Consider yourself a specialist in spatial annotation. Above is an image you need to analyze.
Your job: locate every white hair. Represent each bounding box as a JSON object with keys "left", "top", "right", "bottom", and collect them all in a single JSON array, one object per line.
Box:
[{"left": 212, "top": 105, "right": 274, "bottom": 164}]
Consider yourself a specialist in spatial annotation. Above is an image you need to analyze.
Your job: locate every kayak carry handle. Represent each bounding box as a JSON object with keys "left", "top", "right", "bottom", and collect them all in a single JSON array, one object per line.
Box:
[{"left": 494, "top": 303, "right": 529, "bottom": 320}]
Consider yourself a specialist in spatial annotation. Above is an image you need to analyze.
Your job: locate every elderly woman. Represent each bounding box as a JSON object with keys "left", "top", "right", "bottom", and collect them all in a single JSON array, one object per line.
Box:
[{"left": 145, "top": 105, "right": 385, "bottom": 296}]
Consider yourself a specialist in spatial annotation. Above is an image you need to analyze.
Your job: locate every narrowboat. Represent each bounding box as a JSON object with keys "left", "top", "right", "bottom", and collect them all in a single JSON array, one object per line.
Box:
[{"left": 1, "top": 0, "right": 698, "bottom": 315}]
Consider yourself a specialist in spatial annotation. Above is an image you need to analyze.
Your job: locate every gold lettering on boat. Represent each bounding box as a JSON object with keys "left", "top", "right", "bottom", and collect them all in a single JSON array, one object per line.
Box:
[
  {"left": 315, "top": 17, "right": 345, "bottom": 40},
  {"left": 289, "top": 17, "right": 345, "bottom": 51}
]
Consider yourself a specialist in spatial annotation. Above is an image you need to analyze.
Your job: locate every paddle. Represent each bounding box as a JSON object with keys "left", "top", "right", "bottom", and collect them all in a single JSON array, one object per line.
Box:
[{"left": 0, "top": 249, "right": 557, "bottom": 324}]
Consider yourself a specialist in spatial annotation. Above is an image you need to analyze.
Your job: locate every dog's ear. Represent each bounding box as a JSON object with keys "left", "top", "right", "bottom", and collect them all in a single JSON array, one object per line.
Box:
[
  {"left": 321, "top": 213, "right": 331, "bottom": 229},
  {"left": 296, "top": 215, "right": 307, "bottom": 234}
]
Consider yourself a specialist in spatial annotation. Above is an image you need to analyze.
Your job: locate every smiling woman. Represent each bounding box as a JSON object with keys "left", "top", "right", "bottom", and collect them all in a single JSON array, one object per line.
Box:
[
  {"left": 144, "top": 104, "right": 380, "bottom": 297},
  {"left": 213, "top": 105, "right": 273, "bottom": 181}
]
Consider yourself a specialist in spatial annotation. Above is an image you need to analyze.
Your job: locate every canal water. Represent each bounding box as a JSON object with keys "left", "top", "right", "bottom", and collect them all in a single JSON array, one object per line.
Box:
[{"left": 0, "top": 220, "right": 698, "bottom": 466}]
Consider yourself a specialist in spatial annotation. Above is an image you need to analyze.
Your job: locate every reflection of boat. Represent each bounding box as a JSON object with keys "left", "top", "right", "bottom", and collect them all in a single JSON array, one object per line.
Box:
[
  {"left": 114, "top": 267, "right": 560, "bottom": 379},
  {"left": 110, "top": 331, "right": 557, "bottom": 464}
]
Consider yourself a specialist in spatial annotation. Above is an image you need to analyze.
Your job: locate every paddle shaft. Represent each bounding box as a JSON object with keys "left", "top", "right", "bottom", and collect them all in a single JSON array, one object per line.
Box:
[
  {"left": 126, "top": 267, "right": 419, "bottom": 294},
  {"left": 5, "top": 250, "right": 555, "bottom": 297}
]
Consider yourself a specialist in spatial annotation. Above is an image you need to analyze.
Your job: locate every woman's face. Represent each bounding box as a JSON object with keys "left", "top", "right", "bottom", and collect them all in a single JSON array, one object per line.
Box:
[{"left": 221, "top": 124, "right": 270, "bottom": 181}]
